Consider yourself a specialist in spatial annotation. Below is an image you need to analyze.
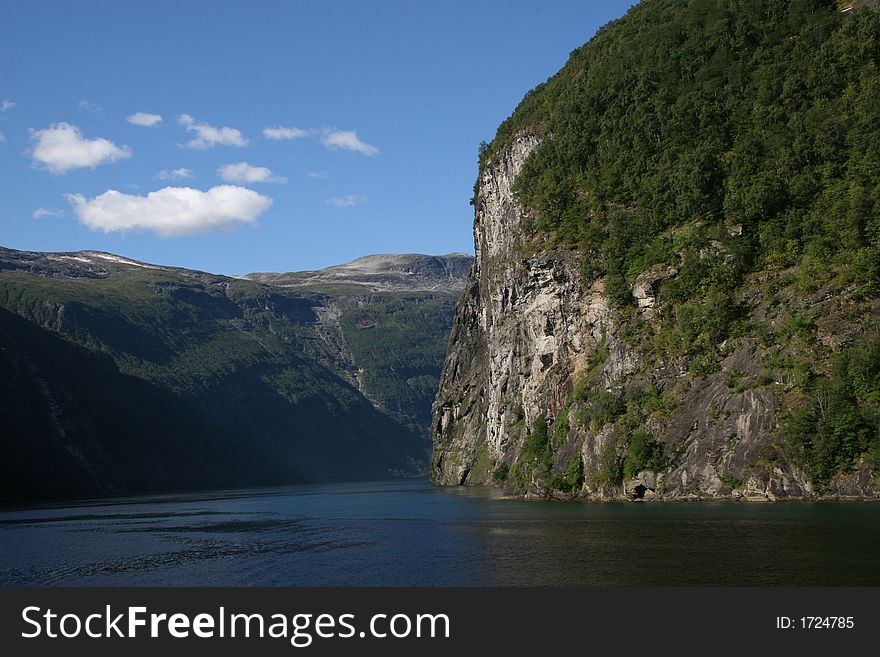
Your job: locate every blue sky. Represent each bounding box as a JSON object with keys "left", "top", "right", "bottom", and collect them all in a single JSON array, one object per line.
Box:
[{"left": 0, "top": 0, "right": 635, "bottom": 275}]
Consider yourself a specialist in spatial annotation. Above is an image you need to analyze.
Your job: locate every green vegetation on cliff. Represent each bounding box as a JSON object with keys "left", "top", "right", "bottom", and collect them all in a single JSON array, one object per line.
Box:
[
  {"left": 337, "top": 292, "right": 457, "bottom": 434},
  {"left": 784, "top": 335, "right": 880, "bottom": 489},
  {"left": 485, "top": 0, "right": 879, "bottom": 301},
  {"left": 475, "top": 0, "right": 879, "bottom": 495}
]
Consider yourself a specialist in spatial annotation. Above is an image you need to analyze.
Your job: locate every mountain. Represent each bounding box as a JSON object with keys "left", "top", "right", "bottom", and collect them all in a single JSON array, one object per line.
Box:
[
  {"left": 0, "top": 246, "right": 472, "bottom": 502},
  {"left": 246, "top": 253, "right": 473, "bottom": 292},
  {"left": 432, "top": 0, "right": 880, "bottom": 500}
]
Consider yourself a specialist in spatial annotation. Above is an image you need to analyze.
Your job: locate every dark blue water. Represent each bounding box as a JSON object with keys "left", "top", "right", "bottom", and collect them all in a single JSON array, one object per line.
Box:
[{"left": 1, "top": 480, "right": 878, "bottom": 586}]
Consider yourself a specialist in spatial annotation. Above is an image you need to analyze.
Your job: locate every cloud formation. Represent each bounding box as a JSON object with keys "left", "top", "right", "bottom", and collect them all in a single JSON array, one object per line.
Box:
[
  {"left": 127, "top": 112, "right": 162, "bottom": 127},
  {"left": 158, "top": 167, "right": 193, "bottom": 180},
  {"left": 178, "top": 114, "right": 247, "bottom": 149},
  {"left": 76, "top": 100, "right": 103, "bottom": 113},
  {"left": 1, "top": 100, "right": 14, "bottom": 112},
  {"left": 0, "top": 132, "right": 5, "bottom": 143},
  {"left": 263, "top": 126, "right": 306, "bottom": 140},
  {"left": 218, "top": 162, "right": 286, "bottom": 184},
  {"left": 326, "top": 194, "right": 366, "bottom": 208},
  {"left": 321, "top": 130, "right": 378, "bottom": 156},
  {"left": 30, "top": 123, "right": 131, "bottom": 174},
  {"left": 32, "top": 208, "right": 64, "bottom": 218},
  {"left": 66, "top": 185, "right": 272, "bottom": 237}
]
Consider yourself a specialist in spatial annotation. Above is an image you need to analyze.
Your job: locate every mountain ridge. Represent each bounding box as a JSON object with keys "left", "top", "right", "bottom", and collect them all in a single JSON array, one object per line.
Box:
[
  {"left": 0, "top": 244, "right": 472, "bottom": 502},
  {"left": 245, "top": 252, "right": 474, "bottom": 292},
  {"left": 1, "top": 246, "right": 473, "bottom": 290}
]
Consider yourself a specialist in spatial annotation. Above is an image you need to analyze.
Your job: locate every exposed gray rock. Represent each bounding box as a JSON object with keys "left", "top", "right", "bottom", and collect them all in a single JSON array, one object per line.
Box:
[
  {"left": 632, "top": 266, "right": 677, "bottom": 322},
  {"left": 825, "top": 457, "right": 879, "bottom": 498},
  {"left": 431, "top": 134, "right": 877, "bottom": 500},
  {"left": 625, "top": 470, "right": 658, "bottom": 500}
]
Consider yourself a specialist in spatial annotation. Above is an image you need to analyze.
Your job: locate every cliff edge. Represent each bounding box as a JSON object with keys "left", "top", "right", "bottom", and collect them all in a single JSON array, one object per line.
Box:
[{"left": 432, "top": 0, "right": 880, "bottom": 500}]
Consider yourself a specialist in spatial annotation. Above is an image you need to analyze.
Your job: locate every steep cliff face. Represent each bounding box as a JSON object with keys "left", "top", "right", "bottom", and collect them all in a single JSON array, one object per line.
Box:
[
  {"left": 433, "top": 131, "right": 878, "bottom": 500},
  {"left": 433, "top": 134, "right": 613, "bottom": 487},
  {"left": 432, "top": 0, "right": 880, "bottom": 501}
]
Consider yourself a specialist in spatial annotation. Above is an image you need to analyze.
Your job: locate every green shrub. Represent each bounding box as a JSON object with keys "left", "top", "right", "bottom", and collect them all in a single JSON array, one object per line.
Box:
[
  {"left": 623, "top": 433, "right": 666, "bottom": 481},
  {"left": 590, "top": 439, "right": 623, "bottom": 489},
  {"left": 553, "top": 454, "right": 584, "bottom": 493},
  {"left": 782, "top": 333, "right": 880, "bottom": 491},
  {"left": 492, "top": 463, "right": 510, "bottom": 485}
]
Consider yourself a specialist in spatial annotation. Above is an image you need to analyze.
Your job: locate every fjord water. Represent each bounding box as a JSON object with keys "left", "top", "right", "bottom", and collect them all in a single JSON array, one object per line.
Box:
[{"left": 1, "top": 480, "right": 878, "bottom": 586}]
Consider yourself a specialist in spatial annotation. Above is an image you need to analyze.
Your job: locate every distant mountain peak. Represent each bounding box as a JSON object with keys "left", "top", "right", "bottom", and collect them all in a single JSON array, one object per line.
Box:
[
  {"left": 0, "top": 246, "right": 474, "bottom": 292},
  {"left": 246, "top": 252, "right": 474, "bottom": 292}
]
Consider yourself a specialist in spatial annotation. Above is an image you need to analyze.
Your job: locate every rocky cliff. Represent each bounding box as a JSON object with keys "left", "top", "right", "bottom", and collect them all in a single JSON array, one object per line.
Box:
[{"left": 432, "top": 0, "right": 880, "bottom": 500}]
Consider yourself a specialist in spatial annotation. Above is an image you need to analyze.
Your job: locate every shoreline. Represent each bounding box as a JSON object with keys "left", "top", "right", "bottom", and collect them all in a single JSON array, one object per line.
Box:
[{"left": 434, "top": 483, "right": 880, "bottom": 503}]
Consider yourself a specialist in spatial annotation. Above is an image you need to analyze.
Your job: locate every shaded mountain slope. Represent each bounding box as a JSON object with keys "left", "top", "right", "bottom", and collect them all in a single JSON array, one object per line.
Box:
[{"left": 0, "top": 247, "right": 471, "bottom": 502}]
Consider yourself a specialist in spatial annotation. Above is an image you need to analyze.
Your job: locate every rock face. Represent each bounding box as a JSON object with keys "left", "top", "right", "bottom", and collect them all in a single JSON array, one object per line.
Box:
[
  {"left": 431, "top": 0, "right": 880, "bottom": 502},
  {"left": 431, "top": 134, "right": 878, "bottom": 500},
  {"left": 433, "top": 134, "right": 610, "bottom": 487}
]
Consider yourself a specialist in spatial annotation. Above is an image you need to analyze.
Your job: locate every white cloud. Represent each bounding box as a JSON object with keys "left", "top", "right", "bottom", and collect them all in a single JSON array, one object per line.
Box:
[
  {"left": 307, "top": 171, "right": 327, "bottom": 179},
  {"left": 0, "top": 131, "right": 5, "bottom": 143},
  {"left": 30, "top": 123, "right": 131, "bottom": 174},
  {"left": 32, "top": 208, "right": 64, "bottom": 218},
  {"left": 178, "top": 113, "right": 247, "bottom": 149},
  {"left": 158, "top": 167, "right": 193, "bottom": 180},
  {"left": 218, "top": 162, "right": 286, "bottom": 184},
  {"left": 1, "top": 100, "right": 15, "bottom": 112},
  {"left": 66, "top": 185, "right": 272, "bottom": 237},
  {"left": 263, "top": 126, "right": 306, "bottom": 140},
  {"left": 127, "top": 112, "right": 162, "bottom": 127},
  {"left": 326, "top": 194, "right": 366, "bottom": 208},
  {"left": 321, "top": 129, "right": 378, "bottom": 156},
  {"left": 76, "top": 100, "right": 103, "bottom": 113}
]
